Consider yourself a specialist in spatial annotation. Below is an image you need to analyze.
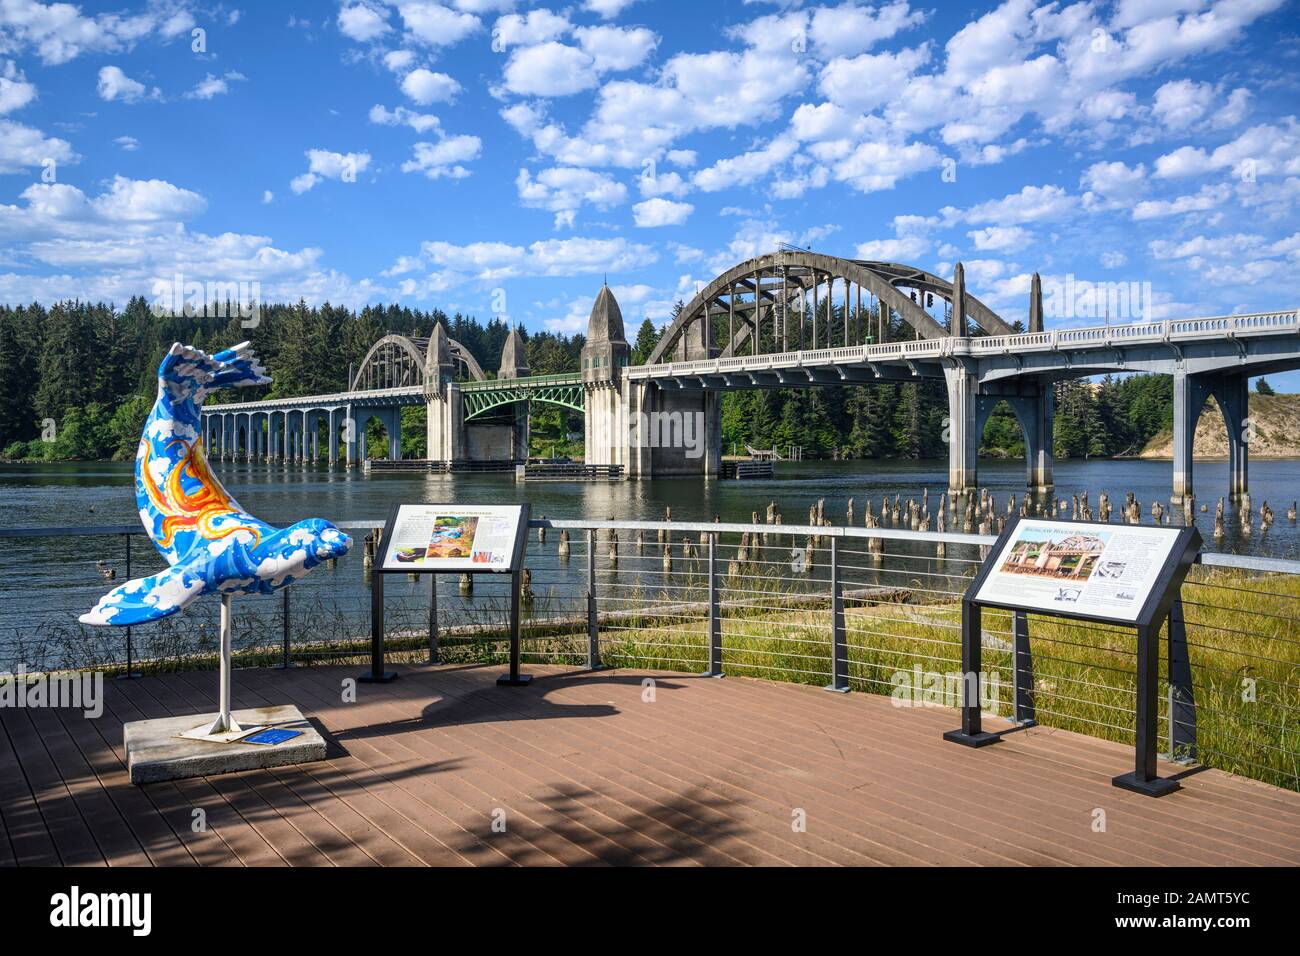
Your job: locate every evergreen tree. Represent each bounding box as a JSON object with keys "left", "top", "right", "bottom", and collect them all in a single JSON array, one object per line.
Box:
[{"left": 631, "top": 318, "right": 661, "bottom": 364}]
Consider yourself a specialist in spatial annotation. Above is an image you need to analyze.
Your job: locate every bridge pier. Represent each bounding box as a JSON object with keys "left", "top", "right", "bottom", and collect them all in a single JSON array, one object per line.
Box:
[
  {"left": 327, "top": 409, "right": 338, "bottom": 466},
  {"left": 344, "top": 403, "right": 356, "bottom": 468},
  {"left": 947, "top": 368, "right": 1056, "bottom": 496},
  {"left": 1000, "top": 386, "right": 1055, "bottom": 494},
  {"left": 945, "top": 366, "right": 980, "bottom": 494},
  {"left": 268, "top": 412, "right": 281, "bottom": 463},
  {"left": 1172, "top": 371, "right": 1249, "bottom": 505},
  {"left": 609, "top": 380, "right": 722, "bottom": 478},
  {"left": 427, "top": 384, "right": 465, "bottom": 461}
]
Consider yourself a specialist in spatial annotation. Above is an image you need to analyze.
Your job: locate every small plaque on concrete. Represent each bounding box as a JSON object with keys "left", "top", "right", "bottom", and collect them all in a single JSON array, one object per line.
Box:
[{"left": 124, "top": 705, "right": 326, "bottom": 785}]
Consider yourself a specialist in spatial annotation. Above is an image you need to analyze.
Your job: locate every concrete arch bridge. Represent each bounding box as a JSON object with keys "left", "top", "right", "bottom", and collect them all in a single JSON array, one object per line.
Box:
[
  {"left": 201, "top": 249, "right": 1300, "bottom": 501},
  {"left": 200, "top": 322, "right": 581, "bottom": 467}
]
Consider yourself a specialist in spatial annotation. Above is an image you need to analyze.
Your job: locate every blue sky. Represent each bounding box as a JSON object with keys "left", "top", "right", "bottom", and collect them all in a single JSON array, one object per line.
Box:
[{"left": 1, "top": 0, "right": 1298, "bottom": 383}]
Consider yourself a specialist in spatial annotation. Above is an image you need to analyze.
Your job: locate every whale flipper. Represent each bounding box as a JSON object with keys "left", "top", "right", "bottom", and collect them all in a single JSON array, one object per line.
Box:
[{"left": 79, "top": 561, "right": 208, "bottom": 627}]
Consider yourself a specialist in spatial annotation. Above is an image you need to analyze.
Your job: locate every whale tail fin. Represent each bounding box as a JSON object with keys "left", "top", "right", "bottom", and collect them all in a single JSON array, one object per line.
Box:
[
  {"left": 159, "top": 341, "right": 271, "bottom": 403},
  {"left": 80, "top": 563, "right": 207, "bottom": 627}
]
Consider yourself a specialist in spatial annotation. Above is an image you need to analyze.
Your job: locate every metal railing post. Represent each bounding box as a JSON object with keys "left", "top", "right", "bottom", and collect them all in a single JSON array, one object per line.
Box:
[
  {"left": 119, "top": 534, "right": 136, "bottom": 680},
  {"left": 705, "top": 533, "right": 722, "bottom": 677},
  {"left": 586, "top": 528, "right": 601, "bottom": 670},
  {"left": 826, "top": 536, "right": 848, "bottom": 693},
  {"left": 1012, "top": 610, "right": 1035, "bottom": 724}
]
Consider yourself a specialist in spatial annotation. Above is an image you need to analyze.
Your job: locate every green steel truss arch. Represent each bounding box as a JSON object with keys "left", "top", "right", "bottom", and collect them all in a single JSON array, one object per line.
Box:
[{"left": 460, "top": 373, "right": 585, "bottom": 421}]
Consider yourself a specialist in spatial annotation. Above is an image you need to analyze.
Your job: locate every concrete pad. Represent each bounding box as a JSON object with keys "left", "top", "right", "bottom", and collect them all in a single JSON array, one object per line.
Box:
[{"left": 124, "top": 705, "right": 326, "bottom": 785}]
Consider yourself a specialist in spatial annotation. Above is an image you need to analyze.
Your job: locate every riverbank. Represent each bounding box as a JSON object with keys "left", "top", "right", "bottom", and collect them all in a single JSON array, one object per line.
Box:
[{"left": 1141, "top": 392, "right": 1300, "bottom": 459}]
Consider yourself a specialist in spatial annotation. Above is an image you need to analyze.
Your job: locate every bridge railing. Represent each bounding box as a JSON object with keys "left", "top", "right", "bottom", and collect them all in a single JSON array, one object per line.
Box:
[
  {"left": 459, "top": 372, "right": 583, "bottom": 390},
  {"left": 2, "top": 518, "right": 1298, "bottom": 791},
  {"left": 630, "top": 309, "right": 1300, "bottom": 375}
]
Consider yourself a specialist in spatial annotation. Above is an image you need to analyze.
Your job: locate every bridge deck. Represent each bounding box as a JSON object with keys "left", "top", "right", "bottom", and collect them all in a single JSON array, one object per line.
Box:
[{"left": 4, "top": 663, "right": 1299, "bottom": 866}]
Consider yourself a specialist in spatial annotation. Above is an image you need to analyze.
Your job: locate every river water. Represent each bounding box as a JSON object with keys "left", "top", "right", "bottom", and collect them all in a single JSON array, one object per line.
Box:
[{"left": 3, "top": 457, "right": 1297, "bottom": 667}]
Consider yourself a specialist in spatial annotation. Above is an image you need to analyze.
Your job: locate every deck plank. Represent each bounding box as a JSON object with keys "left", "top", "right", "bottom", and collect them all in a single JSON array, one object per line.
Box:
[
  {"left": 0, "top": 710, "right": 61, "bottom": 865},
  {"left": 1, "top": 699, "right": 105, "bottom": 865},
  {"left": 3, "top": 662, "right": 1298, "bottom": 867}
]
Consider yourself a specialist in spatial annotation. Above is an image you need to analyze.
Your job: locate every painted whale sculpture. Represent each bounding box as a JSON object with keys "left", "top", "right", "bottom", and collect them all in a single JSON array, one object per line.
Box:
[{"left": 80, "top": 341, "right": 351, "bottom": 627}]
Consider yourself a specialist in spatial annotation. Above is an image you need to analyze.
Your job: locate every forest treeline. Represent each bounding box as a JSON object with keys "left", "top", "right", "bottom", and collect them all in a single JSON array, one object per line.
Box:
[{"left": 0, "top": 297, "right": 1205, "bottom": 463}]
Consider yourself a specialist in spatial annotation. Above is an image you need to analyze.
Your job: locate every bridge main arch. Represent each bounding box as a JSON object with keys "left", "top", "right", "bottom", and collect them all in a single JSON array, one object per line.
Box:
[
  {"left": 647, "top": 251, "right": 1013, "bottom": 365},
  {"left": 351, "top": 328, "right": 486, "bottom": 392}
]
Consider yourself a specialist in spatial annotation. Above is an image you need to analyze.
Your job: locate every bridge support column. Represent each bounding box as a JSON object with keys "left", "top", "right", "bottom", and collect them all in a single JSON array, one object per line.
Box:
[
  {"left": 1171, "top": 371, "right": 1211, "bottom": 506},
  {"left": 623, "top": 379, "right": 651, "bottom": 478},
  {"left": 584, "top": 382, "right": 622, "bottom": 469},
  {"left": 327, "top": 409, "right": 338, "bottom": 466},
  {"left": 268, "top": 413, "right": 280, "bottom": 463},
  {"left": 1173, "top": 371, "right": 1250, "bottom": 505},
  {"left": 609, "top": 382, "right": 721, "bottom": 478},
  {"left": 344, "top": 403, "right": 356, "bottom": 468},
  {"left": 1002, "top": 383, "right": 1055, "bottom": 495},
  {"left": 944, "top": 366, "right": 980, "bottom": 494},
  {"left": 1029, "top": 385, "right": 1054, "bottom": 494},
  {"left": 311, "top": 413, "right": 322, "bottom": 464},
  {"left": 1217, "top": 374, "right": 1250, "bottom": 502},
  {"left": 512, "top": 404, "right": 530, "bottom": 461},
  {"left": 426, "top": 384, "right": 464, "bottom": 462},
  {"left": 387, "top": 408, "right": 402, "bottom": 460}
]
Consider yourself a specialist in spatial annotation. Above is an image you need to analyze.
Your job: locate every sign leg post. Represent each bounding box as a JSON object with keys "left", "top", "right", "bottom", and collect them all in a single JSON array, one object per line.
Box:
[
  {"left": 360, "top": 568, "right": 397, "bottom": 683},
  {"left": 424, "top": 574, "right": 444, "bottom": 666},
  {"left": 1012, "top": 610, "right": 1036, "bottom": 725},
  {"left": 1113, "top": 623, "right": 1179, "bottom": 795},
  {"left": 497, "top": 567, "right": 532, "bottom": 686},
  {"left": 944, "top": 599, "right": 1001, "bottom": 747}
]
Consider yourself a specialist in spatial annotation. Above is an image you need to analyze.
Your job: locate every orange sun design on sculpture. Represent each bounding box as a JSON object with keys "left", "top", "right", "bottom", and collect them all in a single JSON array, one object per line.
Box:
[{"left": 142, "top": 438, "right": 261, "bottom": 550}]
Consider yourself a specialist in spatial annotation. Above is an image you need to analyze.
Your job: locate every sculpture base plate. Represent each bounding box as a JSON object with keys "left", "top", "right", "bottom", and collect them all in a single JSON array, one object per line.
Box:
[{"left": 124, "top": 705, "right": 325, "bottom": 785}]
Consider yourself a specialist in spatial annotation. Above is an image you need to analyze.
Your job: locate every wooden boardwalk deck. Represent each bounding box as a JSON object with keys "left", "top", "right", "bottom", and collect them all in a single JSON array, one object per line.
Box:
[{"left": 3, "top": 663, "right": 1299, "bottom": 867}]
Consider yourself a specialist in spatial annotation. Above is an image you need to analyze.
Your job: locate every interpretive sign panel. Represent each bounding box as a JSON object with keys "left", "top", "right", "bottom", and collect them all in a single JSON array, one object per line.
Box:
[
  {"left": 378, "top": 503, "right": 528, "bottom": 573},
  {"left": 974, "top": 519, "right": 1184, "bottom": 624},
  {"left": 953, "top": 514, "right": 1202, "bottom": 796}
]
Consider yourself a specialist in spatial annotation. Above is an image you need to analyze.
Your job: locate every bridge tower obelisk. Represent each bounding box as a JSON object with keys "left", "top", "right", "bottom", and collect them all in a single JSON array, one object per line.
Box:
[
  {"left": 425, "top": 321, "right": 465, "bottom": 462},
  {"left": 582, "top": 284, "right": 631, "bottom": 470}
]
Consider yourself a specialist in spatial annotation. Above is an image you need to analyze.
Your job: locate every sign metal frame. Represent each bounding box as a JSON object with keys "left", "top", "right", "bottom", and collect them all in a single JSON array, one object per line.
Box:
[
  {"left": 944, "top": 514, "right": 1203, "bottom": 797},
  {"left": 363, "top": 503, "right": 533, "bottom": 686}
]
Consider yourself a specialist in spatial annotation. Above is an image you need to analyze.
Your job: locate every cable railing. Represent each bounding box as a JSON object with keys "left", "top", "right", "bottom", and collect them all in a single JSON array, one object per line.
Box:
[{"left": 1, "top": 516, "right": 1298, "bottom": 792}]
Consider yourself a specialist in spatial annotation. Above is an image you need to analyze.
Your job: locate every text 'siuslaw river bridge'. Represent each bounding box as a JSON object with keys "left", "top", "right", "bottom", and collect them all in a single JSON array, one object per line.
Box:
[{"left": 201, "top": 251, "right": 1300, "bottom": 503}]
